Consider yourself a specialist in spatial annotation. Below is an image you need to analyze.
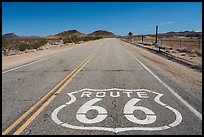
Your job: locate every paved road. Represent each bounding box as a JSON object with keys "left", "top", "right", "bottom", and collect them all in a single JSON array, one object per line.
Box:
[{"left": 2, "top": 38, "right": 202, "bottom": 135}]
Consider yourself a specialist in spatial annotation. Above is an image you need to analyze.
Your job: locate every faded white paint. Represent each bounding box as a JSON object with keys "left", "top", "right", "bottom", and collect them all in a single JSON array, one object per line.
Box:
[
  {"left": 51, "top": 88, "right": 183, "bottom": 133},
  {"left": 125, "top": 47, "right": 202, "bottom": 120},
  {"left": 124, "top": 98, "right": 156, "bottom": 124},
  {"left": 2, "top": 49, "right": 69, "bottom": 74},
  {"left": 76, "top": 98, "right": 107, "bottom": 124}
]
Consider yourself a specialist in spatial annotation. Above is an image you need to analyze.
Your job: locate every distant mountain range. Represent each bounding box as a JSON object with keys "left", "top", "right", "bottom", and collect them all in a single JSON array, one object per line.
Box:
[
  {"left": 163, "top": 31, "right": 202, "bottom": 35},
  {"left": 2, "top": 30, "right": 201, "bottom": 39},
  {"left": 2, "top": 30, "right": 116, "bottom": 39}
]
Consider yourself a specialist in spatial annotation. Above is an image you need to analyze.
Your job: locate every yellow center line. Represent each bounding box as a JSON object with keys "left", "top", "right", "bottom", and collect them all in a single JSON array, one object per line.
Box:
[
  {"left": 2, "top": 44, "right": 102, "bottom": 135},
  {"left": 13, "top": 46, "right": 101, "bottom": 135},
  {"left": 2, "top": 66, "right": 79, "bottom": 135}
]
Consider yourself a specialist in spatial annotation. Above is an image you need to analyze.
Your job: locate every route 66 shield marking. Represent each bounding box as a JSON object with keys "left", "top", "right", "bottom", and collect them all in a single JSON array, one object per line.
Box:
[{"left": 51, "top": 88, "right": 182, "bottom": 133}]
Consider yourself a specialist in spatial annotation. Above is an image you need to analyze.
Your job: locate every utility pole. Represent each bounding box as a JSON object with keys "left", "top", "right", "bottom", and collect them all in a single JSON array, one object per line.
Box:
[
  {"left": 155, "top": 25, "right": 158, "bottom": 44},
  {"left": 142, "top": 35, "right": 143, "bottom": 42}
]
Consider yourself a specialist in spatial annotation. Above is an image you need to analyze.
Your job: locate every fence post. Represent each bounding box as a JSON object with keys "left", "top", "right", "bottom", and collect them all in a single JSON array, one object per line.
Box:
[
  {"left": 161, "top": 37, "right": 162, "bottom": 45},
  {"left": 180, "top": 38, "right": 181, "bottom": 48},
  {"left": 198, "top": 35, "right": 201, "bottom": 50}
]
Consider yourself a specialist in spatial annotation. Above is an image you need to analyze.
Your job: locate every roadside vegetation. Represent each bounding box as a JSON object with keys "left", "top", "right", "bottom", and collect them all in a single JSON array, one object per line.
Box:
[
  {"left": 63, "top": 35, "right": 102, "bottom": 44},
  {"left": 121, "top": 34, "right": 202, "bottom": 56},
  {"left": 2, "top": 35, "right": 103, "bottom": 56},
  {"left": 2, "top": 38, "right": 47, "bottom": 51}
]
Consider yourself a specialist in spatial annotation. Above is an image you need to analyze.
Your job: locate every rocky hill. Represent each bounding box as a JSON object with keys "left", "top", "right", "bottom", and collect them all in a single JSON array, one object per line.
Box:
[
  {"left": 55, "top": 30, "right": 85, "bottom": 38},
  {"left": 2, "top": 33, "right": 20, "bottom": 39},
  {"left": 89, "top": 30, "right": 115, "bottom": 38}
]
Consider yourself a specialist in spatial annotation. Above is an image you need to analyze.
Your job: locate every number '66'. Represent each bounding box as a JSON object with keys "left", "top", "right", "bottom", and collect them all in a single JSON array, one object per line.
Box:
[{"left": 76, "top": 98, "right": 156, "bottom": 124}]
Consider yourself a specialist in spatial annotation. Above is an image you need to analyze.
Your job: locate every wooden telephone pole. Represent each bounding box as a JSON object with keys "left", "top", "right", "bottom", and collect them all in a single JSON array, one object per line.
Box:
[{"left": 155, "top": 25, "right": 158, "bottom": 44}]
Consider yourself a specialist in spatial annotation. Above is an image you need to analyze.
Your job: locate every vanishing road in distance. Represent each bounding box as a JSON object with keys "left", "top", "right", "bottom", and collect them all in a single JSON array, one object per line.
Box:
[{"left": 2, "top": 38, "right": 202, "bottom": 135}]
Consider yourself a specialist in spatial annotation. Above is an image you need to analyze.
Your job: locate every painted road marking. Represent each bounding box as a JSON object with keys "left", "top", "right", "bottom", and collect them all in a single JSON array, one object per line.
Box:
[
  {"left": 2, "top": 45, "right": 102, "bottom": 135},
  {"left": 123, "top": 42, "right": 202, "bottom": 121},
  {"left": 2, "top": 60, "right": 79, "bottom": 135},
  {"left": 12, "top": 45, "right": 102, "bottom": 135},
  {"left": 76, "top": 98, "right": 108, "bottom": 124},
  {"left": 2, "top": 46, "right": 75, "bottom": 74},
  {"left": 81, "top": 91, "right": 149, "bottom": 98},
  {"left": 124, "top": 98, "right": 157, "bottom": 124},
  {"left": 51, "top": 88, "right": 182, "bottom": 133}
]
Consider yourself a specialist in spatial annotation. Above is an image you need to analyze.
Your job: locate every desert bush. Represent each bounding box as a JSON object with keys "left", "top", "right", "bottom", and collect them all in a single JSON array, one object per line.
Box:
[
  {"left": 181, "top": 53, "right": 186, "bottom": 56},
  {"left": 63, "top": 36, "right": 102, "bottom": 44},
  {"left": 2, "top": 39, "right": 10, "bottom": 49},
  {"left": 189, "top": 54, "right": 197, "bottom": 57},
  {"left": 63, "top": 38, "right": 72, "bottom": 44},
  {"left": 32, "top": 39, "right": 47, "bottom": 49},
  {"left": 18, "top": 43, "right": 28, "bottom": 51},
  {"left": 176, "top": 47, "right": 191, "bottom": 53},
  {"left": 171, "top": 50, "right": 177, "bottom": 53},
  {"left": 165, "top": 50, "right": 170, "bottom": 53},
  {"left": 94, "top": 36, "right": 103, "bottom": 40},
  {"left": 14, "top": 38, "right": 47, "bottom": 51},
  {"left": 165, "top": 47, "right": 173, "bottom": 50},
  {"left": 71, "top": 36, "right": 80, "bottom": 43}
]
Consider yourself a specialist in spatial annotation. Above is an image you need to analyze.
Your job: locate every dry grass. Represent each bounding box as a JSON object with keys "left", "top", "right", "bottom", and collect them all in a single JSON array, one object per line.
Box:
[
  {"left": 130, "top": 36, "right": 202, "bottom": 56},
  {"left": 2, "top": 38, "right": 48, "bottom": 51}
]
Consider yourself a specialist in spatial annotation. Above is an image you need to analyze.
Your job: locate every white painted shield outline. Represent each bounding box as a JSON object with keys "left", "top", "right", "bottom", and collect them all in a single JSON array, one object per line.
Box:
[{"left": 51, "top": 88, "right": 182, "bottom": 133}]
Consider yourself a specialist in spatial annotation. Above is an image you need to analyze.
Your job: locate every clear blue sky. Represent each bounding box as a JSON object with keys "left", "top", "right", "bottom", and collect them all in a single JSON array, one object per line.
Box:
[{"left": 2, "top": 2, "right": 202, "bottom": 36}]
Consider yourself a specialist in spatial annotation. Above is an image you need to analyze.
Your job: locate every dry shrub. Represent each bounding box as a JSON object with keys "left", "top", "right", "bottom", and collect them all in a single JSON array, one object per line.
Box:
[
  {"left": 2, "top": 38, "right": 47, "bottom": 51},
  {"left": 181, "top": 53, "right": 186, "bottom": 56},
  {"left": 195, "top": 50, "right": 202, "bottom": 56},
  {"left": 176, "top": 47, "right": 191, "bottom": 53}
]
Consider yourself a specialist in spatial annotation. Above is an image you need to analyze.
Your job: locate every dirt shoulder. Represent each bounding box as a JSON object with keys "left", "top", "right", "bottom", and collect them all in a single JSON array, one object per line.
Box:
[
  {"left": 119, "top": 40, "right": 202, "bottom": 93},
  {"left": 122, "top": 40, "right": 202, "bottom": 72}
]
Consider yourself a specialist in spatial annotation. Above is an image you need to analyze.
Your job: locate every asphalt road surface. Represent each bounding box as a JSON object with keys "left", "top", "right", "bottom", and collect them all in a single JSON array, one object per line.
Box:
[{"left": 2, "top": 38, "right": 202, "bottom": 135}]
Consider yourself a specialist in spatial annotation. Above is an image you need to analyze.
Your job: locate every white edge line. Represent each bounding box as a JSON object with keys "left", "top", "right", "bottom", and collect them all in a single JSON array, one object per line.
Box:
[
  {"left": 124, "top": 45, "right": 202, "bottom": 121},
  {"left": 2, "top": 49, "right": 71, "bottom": 74},
  {"left": 2, "top": 40, "right": 101, "bottom": 74}
]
